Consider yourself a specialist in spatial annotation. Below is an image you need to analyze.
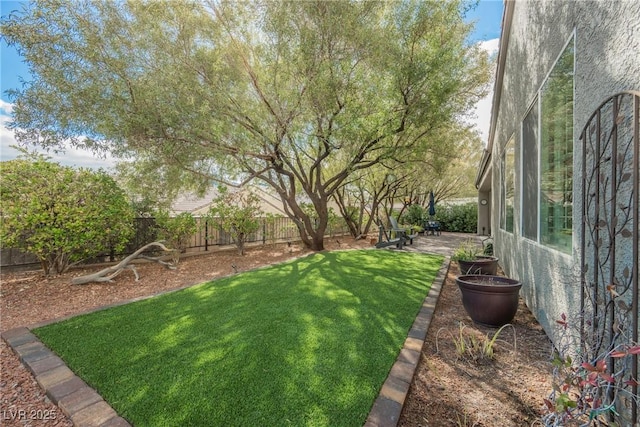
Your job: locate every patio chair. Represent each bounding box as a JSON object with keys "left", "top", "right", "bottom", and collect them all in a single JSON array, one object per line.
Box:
[
  {"left": 388, "top": 216, "right": 419, "bottom": 245},
  {"left": 375, "top": 219, "right": 405, "bottom": 249}
]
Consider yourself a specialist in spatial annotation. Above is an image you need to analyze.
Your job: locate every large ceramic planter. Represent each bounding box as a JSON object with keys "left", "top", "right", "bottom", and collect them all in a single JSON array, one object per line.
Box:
[
  {"left": 458, "top": 256, "right": 499, "bottom": 275},
  {"left": 455, "top": 275, "right": 522, "bottom": 327}
]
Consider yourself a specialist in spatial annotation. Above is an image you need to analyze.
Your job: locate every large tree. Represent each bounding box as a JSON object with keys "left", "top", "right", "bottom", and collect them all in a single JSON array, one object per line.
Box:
[
  {"left": 403, "top": 124, "right": 485, "bottom": 205},
  {"left": 332, "top": 122, "right": 483, "bottom": 238},
  {"left": 2, "top": 0, "right": 489, "bottom": 250}
]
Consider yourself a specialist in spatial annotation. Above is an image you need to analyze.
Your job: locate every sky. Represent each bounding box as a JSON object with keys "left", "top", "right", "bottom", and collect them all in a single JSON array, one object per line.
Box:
[{"left": 0, "top": 0, "right": 503, "bottom": 169}]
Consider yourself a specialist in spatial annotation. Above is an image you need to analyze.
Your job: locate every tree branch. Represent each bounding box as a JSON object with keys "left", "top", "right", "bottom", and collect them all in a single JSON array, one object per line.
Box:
[{"left": 71, "top": 241, "right": 176, "bottom": 285}]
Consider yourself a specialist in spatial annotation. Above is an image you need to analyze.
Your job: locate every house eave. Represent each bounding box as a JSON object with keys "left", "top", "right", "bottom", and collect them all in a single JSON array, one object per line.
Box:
[
  {"left": 477, "top": 162, "right": 492, "bottom": 192},
  {"left": 475, "top": 0, "right": 515, "bottom": 189}
]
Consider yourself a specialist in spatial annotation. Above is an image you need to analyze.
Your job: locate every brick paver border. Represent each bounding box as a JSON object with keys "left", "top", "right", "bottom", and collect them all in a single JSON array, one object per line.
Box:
[
  {"left": 363, "top": 256, "right": 450, "bottom": 427},
  {"left": 1, "top": 327, "right": 130, "bottom": 427}
]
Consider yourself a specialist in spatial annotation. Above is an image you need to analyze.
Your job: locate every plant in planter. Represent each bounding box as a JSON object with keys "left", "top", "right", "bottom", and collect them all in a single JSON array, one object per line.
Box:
[
  {"left": 455, "top": 275, "right": 522, "bottom": 327},
  {"left": 451, "top": 239, "right": 499, "bottom": 275}
]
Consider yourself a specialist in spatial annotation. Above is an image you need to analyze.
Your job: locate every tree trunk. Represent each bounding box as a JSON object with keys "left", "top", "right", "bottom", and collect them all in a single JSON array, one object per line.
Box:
[
  {"left": 40, "top": 259, "right": 50, "bottom": 277},
  {"left": 333, "top": 190, "right": 361, "bottom": 238},
  {"left": 237, "top": 233, "right": 245, "bottom": 256},
  {"left": 310, "top": 232, "right": 325, "bottom": 251},
  {"left": 292, "top": 215, "right": 326, "bottom": 251}
]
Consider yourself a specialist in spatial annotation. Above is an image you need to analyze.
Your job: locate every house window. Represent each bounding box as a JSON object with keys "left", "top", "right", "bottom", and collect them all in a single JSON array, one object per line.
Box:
[
  {"left": 520, "top": 35, "right": 574, "bottom": 253},
  {"left": 539, "top": 40, "right": 574, "bottom": 253},
  {"left": 500, "top": 136, "right": 515, "bottom": 233},
  {"left": 522, "top": 99, "right": 539, "bottom": 241}
]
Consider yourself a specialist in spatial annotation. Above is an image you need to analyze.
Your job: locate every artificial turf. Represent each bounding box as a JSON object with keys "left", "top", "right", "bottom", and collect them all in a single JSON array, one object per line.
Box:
[{"left": 34, "top": 249, "right": 443, "bottom": 426}]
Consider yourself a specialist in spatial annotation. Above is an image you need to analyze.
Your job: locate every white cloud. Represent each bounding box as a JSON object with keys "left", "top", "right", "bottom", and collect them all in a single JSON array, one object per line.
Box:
[
  {"left": 0, "top": 103, "right": 117, "bottom": 170},
  {"left": 466, "top": 37, "right": 500, "bottom": 146},
  {"left": 479, "top": 38, "right": 500, "bottom": 57},
  {"left": 0, "top": 112, "right": 25, "bottom": 160},
  {"left": 0, "top": 99, "right": 13, "bottom": 114}
]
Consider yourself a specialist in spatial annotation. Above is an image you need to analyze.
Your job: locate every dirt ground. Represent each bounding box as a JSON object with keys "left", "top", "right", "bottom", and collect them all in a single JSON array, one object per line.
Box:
[
  {"left": 398, "top": 261, "right": 554, "bottom": 426},
  {"left": 0, "top": 238, "right": 553, "bottom": 426}
]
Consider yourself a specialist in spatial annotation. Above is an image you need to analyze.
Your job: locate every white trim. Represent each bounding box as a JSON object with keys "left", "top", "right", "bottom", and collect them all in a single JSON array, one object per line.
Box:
[
  {"left": 571, "top": 28, "right": 577, "bottom": 259},
  {"left": 536, "top": 89, "right": 542, "bottom": 243},
  {"left": 520, "top": 97, "right": 538, "bottom": 244},
  {"left": 500, "top": 135, "right": 515, "bottom": 234}
]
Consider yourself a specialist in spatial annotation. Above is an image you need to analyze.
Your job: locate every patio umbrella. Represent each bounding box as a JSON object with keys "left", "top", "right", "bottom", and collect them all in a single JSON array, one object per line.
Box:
[{"left": 428, "top": 191, "right": 436, "bottom": 218}]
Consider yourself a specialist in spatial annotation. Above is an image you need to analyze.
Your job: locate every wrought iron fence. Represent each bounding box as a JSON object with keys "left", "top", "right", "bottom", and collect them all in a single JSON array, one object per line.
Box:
[{"left": 1, "top": 216, "right": 351, "bottom": 269}]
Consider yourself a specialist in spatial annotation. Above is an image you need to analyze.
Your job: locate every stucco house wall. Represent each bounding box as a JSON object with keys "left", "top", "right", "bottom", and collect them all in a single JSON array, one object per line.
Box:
[{"left": 482, "top": 0, "right": 640, "bottom": 345}]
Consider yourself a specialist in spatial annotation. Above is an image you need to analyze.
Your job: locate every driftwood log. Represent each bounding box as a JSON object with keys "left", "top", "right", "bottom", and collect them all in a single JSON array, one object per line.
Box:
[{"left": 71, "top": 241, "right": 177, "bottom": 285}]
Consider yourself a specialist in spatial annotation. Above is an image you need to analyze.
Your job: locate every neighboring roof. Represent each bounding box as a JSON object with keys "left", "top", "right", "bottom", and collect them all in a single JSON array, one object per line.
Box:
[
  {"left": 170, "top": 187, "right": 220, "bottom": 215},
  {"left": 170, "top": 185, "right": 289, "bottom": 216},
  {"left": 475, "top": 0, "right": 515, "bottom": 189}
]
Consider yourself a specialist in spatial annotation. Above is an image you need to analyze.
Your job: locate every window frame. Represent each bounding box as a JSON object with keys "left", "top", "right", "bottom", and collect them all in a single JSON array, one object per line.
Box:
[
  {"left": 519, "top": 32, "right": 575, "bottom": 255},
  {"left": 521, "top": 97, "right": 540, "bottom": 242},
  {"left": 539, "top": 37, "right": 575, "bottom": 253},
  {"left": 500, "top": 135, "right": 515, "bottom": 233}
]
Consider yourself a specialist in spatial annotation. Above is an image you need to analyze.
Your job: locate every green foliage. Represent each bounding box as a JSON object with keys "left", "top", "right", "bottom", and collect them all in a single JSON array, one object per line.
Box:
[
  {"left": 326, "top": 208, "right": 346, "bottom": 236},
  {"left": 154, "top": 211, "right": 198, "bottom": 253},
  {"left": 301, "top": 203, "right": 344, "bottom": 236},
  {"left": 0, "top": 158, "right": 133, "bottom": 275},
  {"left": 129, "top": 196, "right": 158, "bottom": 218},
  {"left": 403, "top": 204, "right": 425, "bottom": 226},
  {"left": 432, "top": 202, "right": 477, "bottom": 233},
  {"left": 2, "top": 0, "right": 490, "bottom": 251},
  {"left": 343, "top": 205, "right": 360, "bottom": 224},
  {"left": 451, "top": 322, "right": 515, "bottom": 363},
  {"left": 34, "top": 250, "right": 443, "bottom": 426},
  {"left": 451, "top": 238, "right": 482, "bottom": 262},
  {"left": 207, "top": 186, "right": 262, "bottom": 255},
  {"left": 483, "top": 242, "right": 494, "bottom": 256}
]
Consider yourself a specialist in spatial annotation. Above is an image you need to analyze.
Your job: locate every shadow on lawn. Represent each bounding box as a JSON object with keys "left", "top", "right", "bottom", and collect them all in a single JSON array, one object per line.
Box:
[{"left": 33, "top": 250, "right": 443, "bottom": 426}]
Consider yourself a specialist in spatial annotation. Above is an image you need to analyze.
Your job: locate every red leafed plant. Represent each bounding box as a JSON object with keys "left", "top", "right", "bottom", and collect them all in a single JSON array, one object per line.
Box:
[{"left": 540, "top": 313, "right": 640, "bottom": 426}]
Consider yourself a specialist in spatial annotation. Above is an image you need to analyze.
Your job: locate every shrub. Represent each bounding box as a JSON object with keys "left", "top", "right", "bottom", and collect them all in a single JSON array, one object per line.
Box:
[
  {"left": 154, "top": 211, "right": 198, "bottom": 253},
  {"left": 451, "top": 239, "right": 482, "bottom": 262},
  {"left": 541, "top": 313, "right": 640, "bottom": 426},
  {"left": 301, "top": 203, "right": 346, "bottom": 237},
  {"left": 0, "top": 158, "right": 134, "bottom": 275},
  {"left": 327, "top": 207, "right": 347, "bottom": 237},
  {"left": 433, "top": 202, "right": 477, "bottom": 233},
  {"left": 403, "top": 204, "right": 425, "bottom": 226},
  {"left": 207, "top": 186, "right": 262, "bottom": 255}
]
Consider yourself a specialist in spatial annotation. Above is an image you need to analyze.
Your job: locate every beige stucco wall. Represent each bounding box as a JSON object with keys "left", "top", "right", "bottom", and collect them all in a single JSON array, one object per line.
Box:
[{"left": 490, "top": 0, "right": 640, "bottom": 345}]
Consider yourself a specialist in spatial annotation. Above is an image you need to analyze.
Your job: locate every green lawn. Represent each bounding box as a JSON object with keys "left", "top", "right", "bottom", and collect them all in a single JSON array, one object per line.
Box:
[{"left": 34, "top": 249, "right": 443, "bottom": 426}]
